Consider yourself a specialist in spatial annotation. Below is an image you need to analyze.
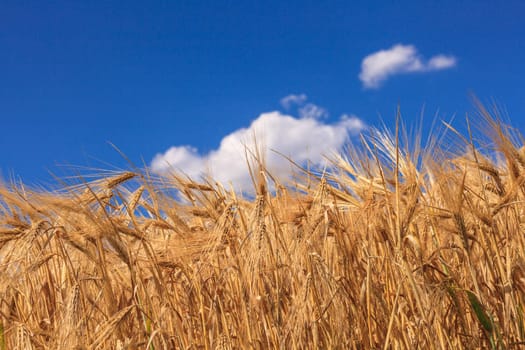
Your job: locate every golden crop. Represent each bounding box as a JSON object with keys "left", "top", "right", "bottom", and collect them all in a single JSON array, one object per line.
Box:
[{"left": 1, "top": 105, "right": 524, "bottom": 349}]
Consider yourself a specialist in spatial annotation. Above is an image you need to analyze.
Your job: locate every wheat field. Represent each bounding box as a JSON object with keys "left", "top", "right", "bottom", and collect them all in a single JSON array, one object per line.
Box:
[{"left": 1, "top": 106, "right": 525, "bottom": 349}]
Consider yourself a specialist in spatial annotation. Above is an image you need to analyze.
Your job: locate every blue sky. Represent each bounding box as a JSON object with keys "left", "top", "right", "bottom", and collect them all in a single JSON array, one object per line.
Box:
[{"left": 1, "top": 1, "right": 524, "bottom": 187}]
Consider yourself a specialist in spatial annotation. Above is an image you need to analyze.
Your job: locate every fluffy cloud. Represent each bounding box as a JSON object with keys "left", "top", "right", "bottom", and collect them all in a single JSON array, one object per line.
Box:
[
  {"left": 151, "top": 111, "right": 365, "bottom": 190},
  {"left": 359, "top": 44, "right": 457, "bottom": 89}
]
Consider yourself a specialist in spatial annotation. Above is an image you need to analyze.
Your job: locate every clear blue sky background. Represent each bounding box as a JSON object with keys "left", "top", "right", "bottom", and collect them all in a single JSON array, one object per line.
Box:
[{"left": 1, "top": 1, "right": 524, "bottom": 184}]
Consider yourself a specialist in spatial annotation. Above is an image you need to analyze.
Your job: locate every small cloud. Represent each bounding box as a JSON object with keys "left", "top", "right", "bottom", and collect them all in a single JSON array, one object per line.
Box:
[
  {"left": 151, "top": 111, "right": 366, "bottom": 190},
  {"left": 359, "top": 44, "right": 457, "bottom": 89},
  {"left": 427, "top": 55, "right": 457, "bottom": 70},
  {"left": 280, "top": 93, "right": 308, "bottom": 109},
  {"left": 298, "top": 103, "right": 329, "bottom": 119},
  {"left": 280, "top": 94, "right": 328, "bottom": 119}
]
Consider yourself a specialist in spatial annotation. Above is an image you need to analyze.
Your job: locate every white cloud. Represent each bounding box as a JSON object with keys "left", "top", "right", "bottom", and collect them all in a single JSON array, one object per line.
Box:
[
  {"left": 280, "top": 94, "right": 328, "bottom": 119},
  {"left": 152, "top": 146, "right": 206, "bottom": 177},
  {"left": 298, "top": 103, "right": 329, "bottom": 119},
  {"left": 340, "top": 114, "right": 365, "bottom": 135},
  {"left": 359, "top": 44, "right": 457, "bottom": 89},
  {"left": 280, "top": 93, "right": 308, "bottom": 109},
  {"left": 427, "top": 55, "right": 457, "bottom": 70},
  {"left": 151, "top": 111, "right": 365, "bottom": 190}
]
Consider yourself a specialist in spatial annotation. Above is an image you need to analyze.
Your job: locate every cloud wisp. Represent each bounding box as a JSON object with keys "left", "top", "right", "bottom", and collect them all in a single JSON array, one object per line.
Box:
[
  {"left": 298, "top": 103, "right": 329, "bottom": 119},
  {"left": 359, "top": 44, "right": 456, "bottom": 89},
  {"left": 281, "top": 93, "right": 328, "bottom": 119},
  {"left": 151, "top": 110, "right": 365, "bottom": 191},
  {"left": 280, "top": 93, "right": 308, "bottom": 110}
]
